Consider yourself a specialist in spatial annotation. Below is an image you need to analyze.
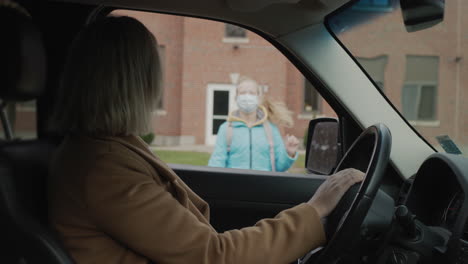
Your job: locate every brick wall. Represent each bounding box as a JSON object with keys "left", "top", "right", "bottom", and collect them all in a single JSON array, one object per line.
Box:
[{"left": 179, "top": 17, "right": 296, "bottom": 144}]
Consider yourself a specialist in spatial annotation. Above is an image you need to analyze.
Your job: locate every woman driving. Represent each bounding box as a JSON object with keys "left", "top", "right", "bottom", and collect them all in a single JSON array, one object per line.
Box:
[{"left": 48, "top": 16, "right": 364, "bottom": 264}]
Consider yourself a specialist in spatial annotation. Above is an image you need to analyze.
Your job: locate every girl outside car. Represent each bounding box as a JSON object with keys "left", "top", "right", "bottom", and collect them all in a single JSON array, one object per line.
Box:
[{"left": 209, "top": 77, "right": 300, "bottom": 172}]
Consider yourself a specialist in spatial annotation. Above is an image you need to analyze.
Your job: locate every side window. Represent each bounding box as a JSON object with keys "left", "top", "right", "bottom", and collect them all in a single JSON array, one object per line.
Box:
[
  {"left": 112, "top": 10, "right": 337, "bottom": 173},
  {"left": 0, "top": 101, "right": 37, "bottom": 140}
]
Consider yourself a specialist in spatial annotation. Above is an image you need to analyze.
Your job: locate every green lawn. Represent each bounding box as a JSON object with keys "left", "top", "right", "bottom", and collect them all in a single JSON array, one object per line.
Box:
[
  {"left": 154, "top": 150, "right": 212, "bottom": 166},
  {"left": 154, "top": 149, "right": 306, "bottom": 173}
]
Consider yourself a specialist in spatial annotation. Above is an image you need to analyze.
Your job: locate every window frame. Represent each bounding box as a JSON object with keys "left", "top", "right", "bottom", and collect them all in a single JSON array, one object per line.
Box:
[
  {"left": 223, "top": 23, "right": 249, "bottom": 43},
  {"left": 81, "top": 7, "right": 350, "bottom": 174},
  {"left": 16, "top": 100, "right": 36, "bottom": 112},
  {"left": 155, "top": 44, "right": 166, "bottom": 111},
  {"left": 302, "top": 78, "right": 322, "bottom": 115},
  {"left": 355, "top": 55, "right": 388, "bottom": 92},
  {"left": 401, "top": 81, "right": 438, "bottom": 123}
]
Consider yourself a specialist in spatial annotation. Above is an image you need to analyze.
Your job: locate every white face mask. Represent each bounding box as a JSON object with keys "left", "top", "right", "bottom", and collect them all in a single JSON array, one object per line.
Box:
[{"left": 236, "top": 94, "right": 258, "bottom": 113}]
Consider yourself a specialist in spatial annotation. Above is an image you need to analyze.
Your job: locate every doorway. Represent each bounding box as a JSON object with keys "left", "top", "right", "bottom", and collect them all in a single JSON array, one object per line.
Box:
[{"left": 205, "top": 84, "right": 236, "bottom": 145}]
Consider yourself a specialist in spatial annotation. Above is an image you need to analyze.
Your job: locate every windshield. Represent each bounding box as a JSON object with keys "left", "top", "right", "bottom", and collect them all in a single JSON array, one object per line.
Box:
[{"left": 327, "top": 0, "right": 467, "bottom": 157}]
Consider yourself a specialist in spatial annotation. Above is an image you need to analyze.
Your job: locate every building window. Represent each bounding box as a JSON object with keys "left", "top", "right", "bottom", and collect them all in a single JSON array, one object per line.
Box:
[
  {"left": 156, "top": 45, "right": 165, "bottom": 110},
  {"left": 0, "top": 101, "right": 37, "bottom": 140},
  {"left": 303, "top": 79, "right": 321, "bottom": 113},
  {"left": 356, "top": 55, "right": 388, "bottom": 91},
  {"left": 402, "top": 84, "right": 437, "bottom": 121},
  {"left": 17, "top": 100, "right": 36, "bottom": 111},
  {"left": 401, "top": 56, "right": 439, "bottom": 121},
  {"left": 225, "top": 23, "right": 246, "bottom": 38},
  {"left": 353, "top": 0, "right": 392, "bottom": 11}
]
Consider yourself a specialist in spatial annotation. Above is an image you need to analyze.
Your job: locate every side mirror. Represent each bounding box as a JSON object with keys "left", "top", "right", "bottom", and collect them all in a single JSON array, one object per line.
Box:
[
  {"left": 305, "top": 118, "right": 341, "bottom": 175},
  {"left": 400, "top": 0, "right": 444, "bottom": 32}
]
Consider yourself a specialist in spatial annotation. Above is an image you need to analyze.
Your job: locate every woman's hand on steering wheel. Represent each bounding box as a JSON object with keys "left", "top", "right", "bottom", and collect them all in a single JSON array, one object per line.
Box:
[{"left": 307, "top": 168, "right": 365, "bottom": 218}]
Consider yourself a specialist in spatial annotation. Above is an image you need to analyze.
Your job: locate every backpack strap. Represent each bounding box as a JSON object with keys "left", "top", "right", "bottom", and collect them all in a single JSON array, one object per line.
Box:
[
  {"left": 263, "top": 121, "right": 276, "bottom": 172},
  {"left": 226, "top": 121, "right": 233, "bottom": 153}
]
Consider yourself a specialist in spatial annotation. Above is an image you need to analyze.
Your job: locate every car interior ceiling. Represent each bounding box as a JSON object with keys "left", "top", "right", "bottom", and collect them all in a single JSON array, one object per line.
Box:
[
  {"left": 6, "top": 0, "right": 457, "bottom": 264},
  {"left": 58, "top": 0, "right": 350, "bottom": 38}
]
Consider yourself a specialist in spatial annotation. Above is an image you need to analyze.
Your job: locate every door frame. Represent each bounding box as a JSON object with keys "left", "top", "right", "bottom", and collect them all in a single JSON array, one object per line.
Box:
[{"left": 205, "top": 83, "right": 236, "bottom": 145}]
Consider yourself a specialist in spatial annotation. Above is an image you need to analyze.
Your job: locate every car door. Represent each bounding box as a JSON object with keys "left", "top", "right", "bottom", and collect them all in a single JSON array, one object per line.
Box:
[{"left": 173, "top": 165, "right": 327, "bottom": 231}]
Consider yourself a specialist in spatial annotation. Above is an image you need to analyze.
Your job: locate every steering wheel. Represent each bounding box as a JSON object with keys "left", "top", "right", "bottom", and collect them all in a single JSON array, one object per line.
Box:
[{"left": 305, "top": 123, "right": 392, "bottom": 264}]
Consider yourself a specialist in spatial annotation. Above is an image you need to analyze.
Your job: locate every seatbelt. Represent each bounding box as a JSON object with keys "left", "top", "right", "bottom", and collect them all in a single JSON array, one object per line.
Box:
[{"left": 226, "top": 121, "right": 276, "bottom": 171}]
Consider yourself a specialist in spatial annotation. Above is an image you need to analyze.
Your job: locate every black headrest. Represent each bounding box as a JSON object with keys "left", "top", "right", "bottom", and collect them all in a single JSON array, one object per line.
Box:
[{"left": 0, "top": 1, "right": 46, "bottom": 102}]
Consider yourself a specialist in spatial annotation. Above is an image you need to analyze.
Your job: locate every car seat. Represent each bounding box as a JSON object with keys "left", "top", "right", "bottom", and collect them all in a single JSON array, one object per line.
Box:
[{"left": 0, "top": 2, "right": 74, "bottom": 264}]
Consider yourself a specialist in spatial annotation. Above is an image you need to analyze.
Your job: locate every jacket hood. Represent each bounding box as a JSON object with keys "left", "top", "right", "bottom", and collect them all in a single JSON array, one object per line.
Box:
[{"left": 227, "top": 105, "right": 268, "bottom": 127}]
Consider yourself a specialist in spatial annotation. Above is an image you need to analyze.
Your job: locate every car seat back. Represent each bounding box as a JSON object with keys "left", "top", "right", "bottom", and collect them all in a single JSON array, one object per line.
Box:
[
  {"left": 0, "top": 140, "right": 73, "bottom": 264},
  {"left": 0, "top": 2, "right": 74, "bottom": 263}
]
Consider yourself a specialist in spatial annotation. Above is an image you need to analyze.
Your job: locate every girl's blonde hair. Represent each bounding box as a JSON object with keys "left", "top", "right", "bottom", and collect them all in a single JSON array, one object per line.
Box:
[
  {"left": 237, "top": 76, "right": 294, "bottom": 128},
  {"left": 51, "top": 16, "right": 162, "bottom": 136}
]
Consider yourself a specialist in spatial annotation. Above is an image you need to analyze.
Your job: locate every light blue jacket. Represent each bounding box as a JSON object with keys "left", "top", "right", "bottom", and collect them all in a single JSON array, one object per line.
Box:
[{"left": 208, "top": 107, "right": 297, "bottom": 172}]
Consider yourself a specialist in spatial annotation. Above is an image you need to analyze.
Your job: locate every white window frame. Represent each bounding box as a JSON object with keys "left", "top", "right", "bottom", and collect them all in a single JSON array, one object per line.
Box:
[
  {"left": 402, "top": 81, "right": 438, "bottom": 125},
  {"left": 205, "top": 84, "right": 236, "bottom": 145},
  {"left": 223, "top": 23, "right": 249, "bottom": 43},
  {"left": 156, "top": 45, "right": 166, "bottom": 110}
]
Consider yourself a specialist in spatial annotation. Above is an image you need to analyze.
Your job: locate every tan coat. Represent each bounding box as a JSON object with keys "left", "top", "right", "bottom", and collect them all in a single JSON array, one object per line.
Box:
[{"left": 48, "top": 135, "right": 325, "bottom": 264}]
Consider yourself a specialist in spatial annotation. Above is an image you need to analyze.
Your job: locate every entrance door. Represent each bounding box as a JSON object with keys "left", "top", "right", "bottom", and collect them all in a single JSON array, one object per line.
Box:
[{"left": 205, "top": 84, "right": 236, "bottom": 145}]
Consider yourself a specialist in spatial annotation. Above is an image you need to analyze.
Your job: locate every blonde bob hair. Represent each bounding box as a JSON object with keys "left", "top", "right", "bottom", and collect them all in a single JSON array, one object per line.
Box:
[
  {"left": 236, "top": 76, "right": 294, "bottom": 128},
  {"left": 51, "top": 16, "right": 162, "bottom": 136}
]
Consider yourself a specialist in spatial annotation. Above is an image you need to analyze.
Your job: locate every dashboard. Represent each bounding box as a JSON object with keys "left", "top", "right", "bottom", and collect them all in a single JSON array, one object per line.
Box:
[{"left": 404, "top": 153, "right": 468, "bottom": 263}]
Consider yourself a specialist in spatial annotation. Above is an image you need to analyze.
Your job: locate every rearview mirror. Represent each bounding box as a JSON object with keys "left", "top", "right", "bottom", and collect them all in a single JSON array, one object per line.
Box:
[
  {"left": 400, "top": 0, "right": 444, "bottom": 32},
  {"left": 305, "top": 118, "right": 341, "bottom": 175}
]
